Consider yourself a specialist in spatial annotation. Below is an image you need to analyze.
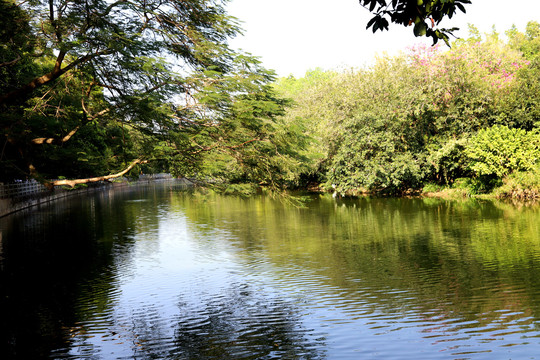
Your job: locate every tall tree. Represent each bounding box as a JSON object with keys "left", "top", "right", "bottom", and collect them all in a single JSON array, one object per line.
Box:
[
  {"left": 274, "top": 25, "right": 537, "bottom": 195},
  {"left": 0, "top": 0, "right": 304, "bottom": 189}
]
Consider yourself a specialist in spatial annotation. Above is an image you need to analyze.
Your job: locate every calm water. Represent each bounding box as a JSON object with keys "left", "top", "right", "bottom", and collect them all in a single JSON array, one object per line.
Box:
[{"left": 2, "top": 183, "right": 540, "bottom": 359}]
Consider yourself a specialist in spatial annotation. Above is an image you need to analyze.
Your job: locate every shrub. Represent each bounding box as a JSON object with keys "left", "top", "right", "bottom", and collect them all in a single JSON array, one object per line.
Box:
[
  {"left": 427, "top": 137, "right": 470, "bottom": 185},
  {"left": 422, "top": 183, "right": 445, "bottom": 193},
  {"left": 465, "top": 125, "right": 540, "bottom": 178},
  {"left": 452, "top": 177, "right": 502, "bottom": 195},
  {"left": 494, "top": 165, "right": 540, "bottom": 199}
]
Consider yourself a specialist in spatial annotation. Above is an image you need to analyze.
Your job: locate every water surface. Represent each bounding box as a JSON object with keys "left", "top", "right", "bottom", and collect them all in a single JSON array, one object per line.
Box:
[{"left": 1, "top": 184, "right": 540, "bottom": 359}]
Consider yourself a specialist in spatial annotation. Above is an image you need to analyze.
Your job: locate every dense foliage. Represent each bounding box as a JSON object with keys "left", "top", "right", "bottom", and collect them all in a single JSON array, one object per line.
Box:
[
  {"left": 2, "top": 0, "right": 539, "bottom": 200},
  {"left": 0, "top": 0, "right": 306, "bottom": 191},
  {"left": 466, "top": 125, "right": 540, "bottom": 178},
  {"left": 275, "top": 22, "right": 540, "bottom": 197}
]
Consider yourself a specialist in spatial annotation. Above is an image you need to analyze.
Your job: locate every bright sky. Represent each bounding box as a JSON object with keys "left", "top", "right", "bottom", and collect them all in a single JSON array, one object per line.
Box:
[{"left": 226, "top": 0, "right": 540, "bottom": 78}]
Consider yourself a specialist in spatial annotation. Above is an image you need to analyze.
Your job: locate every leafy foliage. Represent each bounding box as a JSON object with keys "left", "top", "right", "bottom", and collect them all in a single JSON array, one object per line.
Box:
[
  {"left": 427, "top": 138, "right": 470, "bottom": 185},
  {"left": 494, "top": 164, "right": 540, "bottom": 199},
  {"left": 274, "top": 22, "right": 540, "bottom": 196},
  {"left": 360, "top": 0, "right": 472, "bottom": 45},
  {"left": 465, "top": 125, "right": 540, "bottom": 178},
  {"left": 0, "top": 0, "right": 306, "bottom": 191}
]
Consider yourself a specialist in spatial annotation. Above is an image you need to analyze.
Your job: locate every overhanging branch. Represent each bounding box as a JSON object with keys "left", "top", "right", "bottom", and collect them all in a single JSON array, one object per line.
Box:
[
  {"left": 0, "top": 51, "right": 107, "bottom": 106},
  {"left": 47, "top": 158, "right": 147, "bottom": 188}
]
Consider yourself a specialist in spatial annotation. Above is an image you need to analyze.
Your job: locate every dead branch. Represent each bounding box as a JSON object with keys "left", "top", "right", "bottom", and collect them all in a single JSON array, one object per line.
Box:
[
  {"left": 48, "top": 158, "right": 147, "bottom": 188},
  {"left": 30, "top": 108, "right": 110, "bottom": 145},
  {"left": 31, "top": 126, "right": 81, "bottom": 145}
]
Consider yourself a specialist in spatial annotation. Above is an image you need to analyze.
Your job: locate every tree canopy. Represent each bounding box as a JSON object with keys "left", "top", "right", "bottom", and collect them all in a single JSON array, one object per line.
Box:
[
  {"left": 4, "top": 0, "right": 539, "bottom": 200},
  {"left": 0, "top": 0, "right": 307, "bottom": 191},
  {"left": 360, "top": 0, "right": 472, "bottom": 45},
  {"left": 274, "top": 23, "right": 540, "bottom": 196}
]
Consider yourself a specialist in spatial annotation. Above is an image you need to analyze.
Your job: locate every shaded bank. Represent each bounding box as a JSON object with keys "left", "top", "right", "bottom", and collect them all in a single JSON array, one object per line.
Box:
[{"left": 0, "top": 174, "right": 189, "bottom": 217}]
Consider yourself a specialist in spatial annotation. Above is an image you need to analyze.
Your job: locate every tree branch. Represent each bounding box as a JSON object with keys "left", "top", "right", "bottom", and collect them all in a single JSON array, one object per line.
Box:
[
  {"left": 48, "top": 158, "right": 147, "bottom": 188},
  {"left": 0, "top": 54, "right": 22, "bottom": 68},
  {"left": 191, "top": 138, "right": 263, "bottom": 154},
  {"left": 31, "top": 126, "right": 81, "bottom": 145},
  {"left": 0, "top": 51, "right": 106, "bottom": 106},
  {"left": 30, "top": 104, "right": 110, "bottom": 145}
]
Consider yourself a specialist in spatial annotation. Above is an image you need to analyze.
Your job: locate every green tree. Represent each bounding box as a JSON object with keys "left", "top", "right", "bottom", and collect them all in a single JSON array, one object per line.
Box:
[
  {"left": 0, "top": 0, "right": 39, "bottom": 94},
  {"left": 502, "top": 21, "right": 540, "bottom": 130},
  {"left": 0, "top": 0, "right": 304, "bottom": 190},
  {"left": 274, "top": 24, "right": 537, "bottom": 195},
  {"left": 507, "top": 21, "right": 540, "bottom": 61},
  {"left": 360, "top": 0, "right": 472, "bottom": 44}
]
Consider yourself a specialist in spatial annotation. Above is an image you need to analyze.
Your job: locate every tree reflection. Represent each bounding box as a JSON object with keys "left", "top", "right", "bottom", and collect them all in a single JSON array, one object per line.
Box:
[
  {"left": 170, "top": 282, "right": 324, "bottom": 359},
  {"left": 0, "top": 185, "right": 164, "bottom": 359},
  {"left": 4, "top": 187, "right": 540, "bottom": 359},
  {"left": 175, "top": 192, "right": 540, "bottom": 330},
  {"left": 103, "top": 281, "right": 325, "bottom": 360}
]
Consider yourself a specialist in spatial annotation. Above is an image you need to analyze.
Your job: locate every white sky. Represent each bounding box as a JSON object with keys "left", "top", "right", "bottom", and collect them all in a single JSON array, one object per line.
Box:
[{"left": 226, "top": 0, "right": 540, "bottom": 77}]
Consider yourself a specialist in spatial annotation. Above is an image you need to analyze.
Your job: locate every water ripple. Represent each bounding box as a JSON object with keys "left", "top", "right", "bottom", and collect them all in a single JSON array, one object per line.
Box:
[{"left": 6, "top": 189, "right": 540, "bottom": 359}]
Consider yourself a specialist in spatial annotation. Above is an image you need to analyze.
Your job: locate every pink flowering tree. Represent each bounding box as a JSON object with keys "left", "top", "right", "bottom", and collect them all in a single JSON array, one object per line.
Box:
[
  {"left": 407, "top": 32, "right": 529, "bottom": 135},
  {"left": 274, "top": 23, "right": 540, "bottom": 194}
]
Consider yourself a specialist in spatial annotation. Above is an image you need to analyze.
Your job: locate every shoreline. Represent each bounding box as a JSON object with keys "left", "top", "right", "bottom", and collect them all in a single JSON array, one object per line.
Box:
[{"left": 0, "top": 175, "right": 191, "bottom": 218}]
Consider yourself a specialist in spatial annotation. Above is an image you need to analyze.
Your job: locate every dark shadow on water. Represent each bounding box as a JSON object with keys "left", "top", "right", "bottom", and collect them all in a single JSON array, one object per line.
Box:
[
  {"left": 0, "top": 185, "right": 157, "bottom": 358},
  {"left": 0, "top": 184, "right": 326, "bottom": 359}
]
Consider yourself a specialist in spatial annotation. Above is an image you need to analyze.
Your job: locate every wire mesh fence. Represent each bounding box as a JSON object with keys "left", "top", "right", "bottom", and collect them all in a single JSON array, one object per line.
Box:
[
  {"left": 0, "top": 180, "right": 50, "bottom": 201},
  {"left": 138, "top": 173, "right": 173, "bottom": 181},
  {"left": 0, "top": 174, "right": 174, "bottom": 201}
]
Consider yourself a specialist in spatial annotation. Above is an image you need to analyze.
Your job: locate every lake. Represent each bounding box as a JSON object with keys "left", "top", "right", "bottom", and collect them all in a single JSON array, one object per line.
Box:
[{"left": 1, "top": 182, "right": 540, "bottom": 359}]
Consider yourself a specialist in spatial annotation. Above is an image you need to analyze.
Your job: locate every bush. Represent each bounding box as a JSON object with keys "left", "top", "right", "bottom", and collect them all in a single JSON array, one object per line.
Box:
[
  {"left": 422, "top": 183, "right": 445, "bottom": 193},
  {"left": 326, "top": 117, "right": 426, "bottom": 195},
  {"left": 494, "top": 165, "right": 540, "bottom": 199},
  {"left": 452, "top": 177, "right": 502, "bottom": 195},
  {"left": 427, "top": 137, "right": 470, "bottom": 185},
  {"left": 465, "top": 125, "right": 540, "bottom": 178}
]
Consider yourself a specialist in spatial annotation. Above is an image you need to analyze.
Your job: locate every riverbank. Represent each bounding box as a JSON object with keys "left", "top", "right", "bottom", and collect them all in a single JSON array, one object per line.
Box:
[
  {"left": 312, "top": 180, "right": 540, "bottom": 204},
  {"left": 0, "top": 180, "right": 129, "bottom": 218},
  {"left": 0, "top": 174, "right": 190, "bottom": 218},
  {"left": 421, "top": 180, "right": 540, "bottom": 202}
]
